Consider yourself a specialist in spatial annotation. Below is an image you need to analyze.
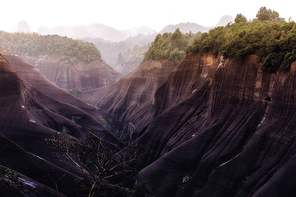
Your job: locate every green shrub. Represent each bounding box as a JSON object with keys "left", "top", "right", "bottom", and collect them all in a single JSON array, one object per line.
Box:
[
  {"left": 0, "top": 166, "right": 20, "bottom": 182},
  {"left": 99, "top": 117, "right": 107, "bottom": 125},
  {"left": 68, "top": 88, "right": 86, "bottom": 95}
]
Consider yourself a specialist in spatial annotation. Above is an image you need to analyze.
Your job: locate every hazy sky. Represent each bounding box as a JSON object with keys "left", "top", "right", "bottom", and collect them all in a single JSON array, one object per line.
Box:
[{"left": 1, "top": 0, "right": 296, "bottom": 32}]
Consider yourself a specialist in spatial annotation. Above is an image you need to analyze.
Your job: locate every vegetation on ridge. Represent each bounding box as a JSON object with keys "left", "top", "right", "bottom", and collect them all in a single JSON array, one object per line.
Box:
[
  {"left": 144, "top": 28, "right": 200, "bottom": 65},
  {"left": 0, "top": 31, "right": 102, "bottom": 65},
  {"left": 187, "top": 7, "right": 296, "bottom": 72},
  {"left": 45, "top": 130, "right": 151, "bottom": 197}
]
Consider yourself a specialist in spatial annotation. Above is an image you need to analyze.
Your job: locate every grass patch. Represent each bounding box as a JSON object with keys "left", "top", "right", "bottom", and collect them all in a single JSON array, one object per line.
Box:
[
  {"left": 99, "top": 117, "right": 107, "bottom": 125},
  {"left": 0, "top": 166, "right": 20, "bottom": 183}
]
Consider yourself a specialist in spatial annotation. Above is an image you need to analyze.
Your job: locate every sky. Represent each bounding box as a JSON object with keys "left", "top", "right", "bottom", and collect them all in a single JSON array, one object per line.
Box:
[{"left": 1, "top": 0, "right": 296, "bottom": 32}]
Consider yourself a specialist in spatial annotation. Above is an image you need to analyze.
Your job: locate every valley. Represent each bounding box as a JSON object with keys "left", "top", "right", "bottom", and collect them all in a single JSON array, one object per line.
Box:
[{"left": 1, "top": 7, "right": 296, "bottom": 197}]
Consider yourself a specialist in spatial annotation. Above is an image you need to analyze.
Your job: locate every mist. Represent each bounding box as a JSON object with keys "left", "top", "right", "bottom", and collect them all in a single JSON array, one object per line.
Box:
[{"left": 2, "top": 0, "right": 296, "bottom": 34}]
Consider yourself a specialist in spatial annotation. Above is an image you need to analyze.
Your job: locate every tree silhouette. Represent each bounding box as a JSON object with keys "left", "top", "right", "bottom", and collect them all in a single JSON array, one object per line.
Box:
[{"left": 46, "top": 130, "right": 146, "bottom": 197}]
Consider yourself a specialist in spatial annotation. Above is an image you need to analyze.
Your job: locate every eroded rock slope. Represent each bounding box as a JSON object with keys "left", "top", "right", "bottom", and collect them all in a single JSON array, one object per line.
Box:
[
  {"left": 20, "top": 53, "right": 122, "bottom": 91},
  {"left": 0, "top": 50, "right": 123, "bottom": 196},
  {"left": 78, "top": 59, "right": 175, "bottom": 140},
  {"left": 80, "top": 52, "right": 296, "bottom": 196}
]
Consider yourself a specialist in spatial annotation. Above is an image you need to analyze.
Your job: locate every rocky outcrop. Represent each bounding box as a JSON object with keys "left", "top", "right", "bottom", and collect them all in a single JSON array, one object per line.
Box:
[
  {"left": 19, "top": 54, "right": 122, "bottom": 90},
  {"left": 80, "top": 52, "right": 296, "bottom": 196}
]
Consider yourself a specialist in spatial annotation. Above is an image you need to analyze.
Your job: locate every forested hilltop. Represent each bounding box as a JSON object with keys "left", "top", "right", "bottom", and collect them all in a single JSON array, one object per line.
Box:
[
  {"left": 0, "top": 32, "right": 121, "bottom": 91},
  {"left": 187, "top": 7, "right": 296, "bottom": 72},
  {"left": 144, "top": 28, "right": 201, "bottom": 65},
  {"left": 0, "top": 31, "right": 102, "bottom": 65}
]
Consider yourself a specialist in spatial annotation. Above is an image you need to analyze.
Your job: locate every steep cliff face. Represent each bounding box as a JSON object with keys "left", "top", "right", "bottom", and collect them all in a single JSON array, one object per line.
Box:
[
  {"left": 0, "top": 50, "right": 123, "bottom": 196},
  {"left": 78, "top": 59, "right": 175, "bottom": 139},
  {"left": 2, "top": 48, "right": 122, "bottom": 132},
  {"left": 19, "top": 54, "right": 122, "bottom": 90},
  {"left": 136, "top": 54, "right": 296, "bottom": 197},
  {"left": 0, "top": 55, "right": 83, "bottom": 196},
  {"left": 80, "top": 51, "right": 296, "bottom": 196}
]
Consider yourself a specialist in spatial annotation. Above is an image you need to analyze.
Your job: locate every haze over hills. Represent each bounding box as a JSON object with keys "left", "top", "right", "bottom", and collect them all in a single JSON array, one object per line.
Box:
[
  {"left": 76, "top": 8, "right": 296, "bottom": 196},
  {"left": 76, "top": 12, "right": 296, "bottom": 196},
  {"left": 78, "top": 16, "right": 233, "bottom": 73},
  {"left": 0, "top": 32, "right": 122, "bottom": 91},
  {"left": 3, "top": 7, "right": 296, "bottom": 197},
  {"left": 10, "top": 15, "right": 233, "bottom": 75},
  {"left": 216, "top": 15, "right": 234, "bottom": 26},
  {"left": 159, "top": 22, "right": 211, "bottom": 34},
  {"left": 34, "top": 15, "right": 233, "bottom": 41},
  {"left": 37, "top": 24, "right": 156, "bottom": 42}
]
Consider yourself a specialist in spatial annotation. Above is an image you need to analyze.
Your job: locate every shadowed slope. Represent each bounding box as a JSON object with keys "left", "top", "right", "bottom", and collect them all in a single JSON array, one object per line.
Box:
[
  {"left": 136, "top": 54, "right": 296, "bottom": 197},
  {"left": 2, "top": 47, "right": 123, "bottom": 134},
  {"left": 0, "top": 51, "right": 125, "bottom": 196},
  {"left": 79, "top": 59, "right": 175, "bottom": 140},
  {"left": 0, "top": 55, "right": 82, "bottom": 196},
  {"left": 0, "top": 133, "right": 80, "bottom": 196},
  {"left": 80, "top": 50, "right": 296, "bottom": 196}
]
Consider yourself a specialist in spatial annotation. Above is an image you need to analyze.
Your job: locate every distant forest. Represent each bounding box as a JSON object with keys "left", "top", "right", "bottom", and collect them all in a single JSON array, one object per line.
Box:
[
  {"left": 0, "top": 31, "right": 102, "bottom": 65},
  {"left": 82, "top": 34, "right": 154, "bottom": 69},
  {"left": 117, "top": 45, "right": 150, "bottom": 66}
]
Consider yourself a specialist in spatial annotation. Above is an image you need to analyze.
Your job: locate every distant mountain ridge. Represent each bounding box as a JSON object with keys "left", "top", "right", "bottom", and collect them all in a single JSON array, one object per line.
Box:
[
  {"left": 159, "top": 22, "right": 210, "bottom": 34},
  {"left": 37, "top": 15, "right": 234, "bottom": 42},
  {"left": 216, "top": 15, "right": 234, "bottom": 26},
  {"left": 38, "top": 24, "right": 156, "bottom": 42},
  {"left": 37, "top": 15, "right": 234, "bottom": 73}
]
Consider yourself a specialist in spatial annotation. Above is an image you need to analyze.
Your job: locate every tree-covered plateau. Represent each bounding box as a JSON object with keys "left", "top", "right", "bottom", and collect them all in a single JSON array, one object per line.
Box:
[{"left": 187, "top": 7, "right": 296, "bottom": 72}]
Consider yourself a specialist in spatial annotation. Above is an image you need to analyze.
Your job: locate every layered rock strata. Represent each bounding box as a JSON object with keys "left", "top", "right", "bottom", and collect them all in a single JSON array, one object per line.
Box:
[
  {"left": 19, "top": 54, "right": 122, "bottom": 90},
  {"left": 80, "top": 52, "right": 296, "bottom": 196}
]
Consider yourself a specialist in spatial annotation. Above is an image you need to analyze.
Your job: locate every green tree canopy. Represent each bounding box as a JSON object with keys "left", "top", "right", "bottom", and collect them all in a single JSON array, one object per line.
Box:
[
  {"left": 256, "top": 7, "right": 280, "bottom": 21},
  {"left": 187, "top": 8, "right": 296, "bottom": 72},
  {"left": 235, "top": 14, "right": 248, "bottom": 23},
  {"left": 144, "top": 28, "right": 200, "bottom": 65},
  {"left": 0, "top": 31, "right": 102, "bottom": 65}
]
